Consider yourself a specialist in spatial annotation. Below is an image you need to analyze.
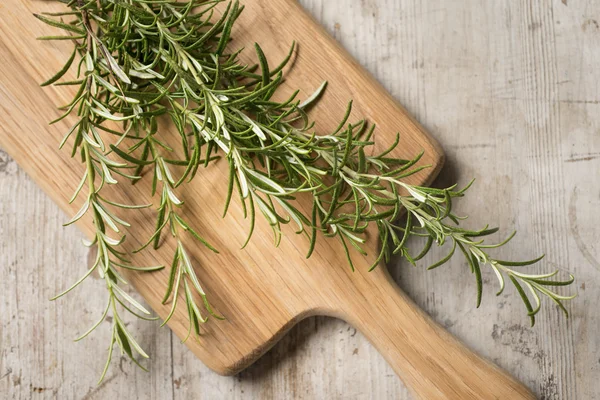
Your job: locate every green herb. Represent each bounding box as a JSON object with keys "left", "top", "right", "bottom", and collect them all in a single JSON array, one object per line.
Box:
[{"left": 36, "top": 0, "right": 576, "bottom": 381}]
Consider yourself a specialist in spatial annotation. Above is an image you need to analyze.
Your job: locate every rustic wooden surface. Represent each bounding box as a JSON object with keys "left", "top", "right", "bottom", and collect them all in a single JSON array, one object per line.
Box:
[{"left": 0, "top": 0, "right": 597, "bottom": 398}]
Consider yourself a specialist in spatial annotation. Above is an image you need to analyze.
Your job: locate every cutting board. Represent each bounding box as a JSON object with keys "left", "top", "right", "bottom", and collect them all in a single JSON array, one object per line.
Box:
[{"left": 0, "top": 1, "right": 535, "bottom": 398}]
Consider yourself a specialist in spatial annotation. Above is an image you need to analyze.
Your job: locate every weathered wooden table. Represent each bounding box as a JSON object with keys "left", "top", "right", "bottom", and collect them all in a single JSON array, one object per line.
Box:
[{"left": 1, "top": 1, "right": 598, "bottom": 398}]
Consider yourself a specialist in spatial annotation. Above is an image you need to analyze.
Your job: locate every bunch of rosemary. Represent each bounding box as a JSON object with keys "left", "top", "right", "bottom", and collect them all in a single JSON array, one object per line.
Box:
[{"left": 36, "top": 0, "right": 575, "bottom": 381}]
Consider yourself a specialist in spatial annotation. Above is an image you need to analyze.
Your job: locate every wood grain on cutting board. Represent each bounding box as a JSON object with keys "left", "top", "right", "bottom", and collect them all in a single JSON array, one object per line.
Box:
[{"left": 0, "top": 1, "right": 537, "bottom": 399}]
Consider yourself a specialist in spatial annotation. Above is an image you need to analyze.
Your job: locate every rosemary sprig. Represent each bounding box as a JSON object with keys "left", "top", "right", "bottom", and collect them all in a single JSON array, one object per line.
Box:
[
  {"left": 36, "top": 0, "right": 576, "bottom": 381},
  {"left": 121, "top": 121, "right": 224, "bottom": 338},
  {"left": 39, "top": 6, "right": 163, "bottom": 381}
]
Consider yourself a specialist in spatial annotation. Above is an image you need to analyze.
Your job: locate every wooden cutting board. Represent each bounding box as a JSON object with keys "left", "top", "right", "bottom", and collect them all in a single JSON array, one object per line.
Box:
[{"left": 0, "top": 1, "right": 534, "bottom": 398}]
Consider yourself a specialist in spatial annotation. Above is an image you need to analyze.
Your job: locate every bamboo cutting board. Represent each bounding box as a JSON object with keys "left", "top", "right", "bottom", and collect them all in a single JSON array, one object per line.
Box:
[{"left": 0, "top": 1, "right": 534, "bottom": 398}]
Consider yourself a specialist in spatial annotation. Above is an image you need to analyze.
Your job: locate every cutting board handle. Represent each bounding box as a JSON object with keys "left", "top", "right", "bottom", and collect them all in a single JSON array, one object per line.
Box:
[{"left": 334, "top": 269, "right": 536, "bottom": 400}]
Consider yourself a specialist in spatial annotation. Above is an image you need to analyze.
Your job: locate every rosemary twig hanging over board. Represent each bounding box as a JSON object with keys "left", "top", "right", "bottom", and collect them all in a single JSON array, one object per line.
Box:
[{"left": 35, "top": 0, "right": 576, "bottom": 382}]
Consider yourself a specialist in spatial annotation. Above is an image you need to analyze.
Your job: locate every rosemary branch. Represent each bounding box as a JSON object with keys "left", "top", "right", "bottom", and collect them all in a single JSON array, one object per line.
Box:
[
  {"left": 36, "top": 0, "right": 576, "bottom": 381},
  {"left": 40, "top": 14, "right": 163, "bottom": 381}
]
